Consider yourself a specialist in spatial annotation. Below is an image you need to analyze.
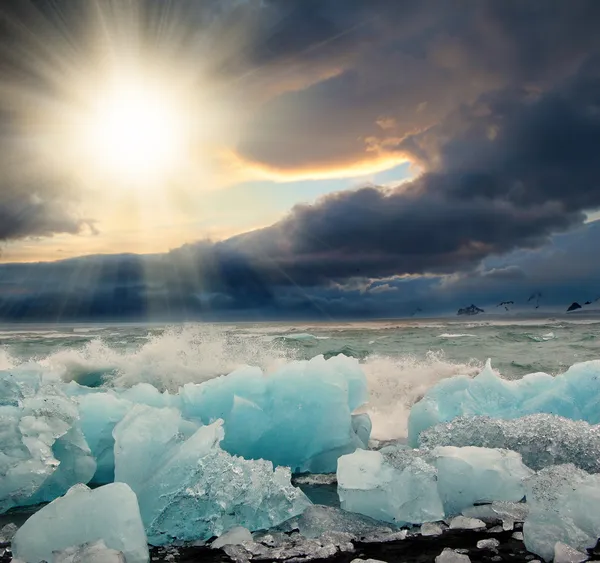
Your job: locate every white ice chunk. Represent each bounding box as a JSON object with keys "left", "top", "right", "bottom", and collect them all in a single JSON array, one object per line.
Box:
[
  {"left": 278, "top": 505, "right": 397, "bottom": 541},
  {"left": 432, "top": 446, "right": 532, "bottom": 515},
  {"left": 337, "top": 448, "right": 444, "bottom": 526},
  {"left": 0, "top": 523, "right": 18, "bottom": 543},
  {"left": 421, "top": 522, "right": 444, "bottom": 536},
  {"left": 435, "top": 547, "right": 471, "bottom": 563},
  {"left": 477, "top": 539, "right": 500, "bottom": 550},
  {"left": 448, "top": 516, "right": 486, "bottom": 530},
  {"left": 12, "top": 483, "right": 149, "bottom": 563},
  {"left": 52, "top": 540, "right": 126, "bottom": 563},
  {"left": 553, "top": 542, "right": 589, "bottom": 563},
  {"left": 212, "top": 527, "right": 253, "bottom": 549},
  {"left": 524, "top": 464, "right": 600, "bottom": 561}
]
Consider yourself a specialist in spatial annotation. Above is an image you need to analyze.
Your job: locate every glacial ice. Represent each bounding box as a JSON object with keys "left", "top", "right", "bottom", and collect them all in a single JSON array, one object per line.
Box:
[
  {"left": 212, "top": 527, "right": 253, "bottom": 549},
  {"left": 432, "top": 446, "right": 532, "bottom": 514},
  {"left": 52, "top": 540, "right": 126, "bottom": 563},
  {"left": 553, "top": 543, "right": 589, "bottom": 563},
  {"left": 338, "top": 444, "right": 531, "bottom": 524},
  {"left": 114, "top": 418, "right": 311, "bottom": 544},
  {"left": 523, "top": 464, "right": 600, "bottom": 561},
  {"left": 278, "top": 505, "right": 399, "bottom": 541},
  {"left": 177, "top": 355, "right": 369, "bottom": 473},
  {"left": 448, "top": 516, "right": 486, "bottom": 530},
  {"left": 420, "top": 522, "right": 444, "bottom": 536},
  {"left": 0, "top": 523, "right": 18, "bottom": 544},
  {"left": 477, "top": 539, "right": 500, "bottom": 550},
  {"left": 420, "top": 414, "right": 600, "bottom": 473},
  {"left": 76, "top": 391, "right": 133, "bottom": 483},
  {"left": 408, "top": 360, "right": 600, "bottom": 445},
  {"left": 0, "top": 377, "right": 96, "bottom": 512},
  {"left": 337, "top": 447, "right": 444, "bottom": 525},
  {"left": 12, "top": 482, "right": 149, "bottom": 563},
  {"left": 436, "top": 548, "right": 471, "bottom": 563}
]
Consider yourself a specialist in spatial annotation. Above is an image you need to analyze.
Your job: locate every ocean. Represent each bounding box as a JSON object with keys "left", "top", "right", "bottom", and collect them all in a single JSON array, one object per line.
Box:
[{"left": 1, "top": 316, "right": 598, "bottom": 442}]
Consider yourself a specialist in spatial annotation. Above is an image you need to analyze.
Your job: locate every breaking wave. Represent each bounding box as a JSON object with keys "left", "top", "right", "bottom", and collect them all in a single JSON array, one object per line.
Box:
[
  {"left": 438, "top": 333, "right": 477, "bottom": 339},
  {"left": 1, "top": 326, "right": 483, "bottom": 441},
  {"left": 360, "top": 352, "right": 482, "bottom": 440}
]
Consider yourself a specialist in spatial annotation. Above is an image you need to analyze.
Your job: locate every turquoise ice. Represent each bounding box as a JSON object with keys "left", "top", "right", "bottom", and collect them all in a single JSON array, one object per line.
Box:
[
  {"left": 12, "top": 482, "right": 149, "bottom": 563},
  {"left": 408, "top": 360, "right": 600, "bottom": 446},
  {"left": 113, "top": 413, "right": 312, "bottom": 544}
]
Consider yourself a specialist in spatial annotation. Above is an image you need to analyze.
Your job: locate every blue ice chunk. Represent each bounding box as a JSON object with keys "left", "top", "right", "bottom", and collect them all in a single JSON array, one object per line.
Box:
[
  {"left": 12, "top": 483, "right": 149, "bottom": 563},
  {"left": 431, "top": 446, "right": 532, "bottom": 515},
  {"left": 76, "top": 392, "right": 132, "bottom": 483},
  {"left": 178, "top": 355, "right": 369, "bottom": 473},
  {"left": 408, "top": 360, "right": 600, "bottom": 445},
  {"left": 419, "top": 414, "right": 600, "bottom": 473},
  {"left": 337, "top": 448, "right": 444, "bottom": 525},
  {"left": 0, "top": 384, "right": 96, "bottom": 512},
  {"left": 524, "top": 464, "right": 600, "bottom": 561},
  {"left": 114, "top": 417, "right": 312, "bottom": 544},
  {"left": 113, "top": 404, "right": 184, "bottom": 494}
]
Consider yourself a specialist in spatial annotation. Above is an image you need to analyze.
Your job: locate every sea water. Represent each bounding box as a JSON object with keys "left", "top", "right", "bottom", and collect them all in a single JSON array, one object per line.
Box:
[{"left": 0, "top": 317, "right": 598, "bottom": 442}]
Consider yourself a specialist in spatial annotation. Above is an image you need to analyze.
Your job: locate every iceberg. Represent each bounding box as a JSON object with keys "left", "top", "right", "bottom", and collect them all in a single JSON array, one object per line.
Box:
[
  {"left": 337, "top": 448, "right": 444, "bottom": 525},
  {"left": 431, "top": 446, "right": 532, "bottom": 514},
  {"left": 420, "top": 414, "right": 600, "bottom": 473},
  {"left": 113, "top": 417, "right": 311, "bottom": 544},
  {"left": 408, "top": 360, "right": 600, "bottom": 446},
  {"left": 11, "top": 482, "right": 149, "bottom": 563},
  {"left": 523, "top": 464, "right": 600, "bottom": 561}
]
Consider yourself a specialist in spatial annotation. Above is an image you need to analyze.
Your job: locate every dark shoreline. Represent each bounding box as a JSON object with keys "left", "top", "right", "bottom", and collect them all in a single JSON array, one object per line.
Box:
[{"left": 148, "top": 529, "right": 535, "bottom": 563}]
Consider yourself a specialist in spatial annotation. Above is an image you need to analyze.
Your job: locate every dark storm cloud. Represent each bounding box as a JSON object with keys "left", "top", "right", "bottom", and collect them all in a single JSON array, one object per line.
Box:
[{"left": 236, "top": 0, "right": 600, "bottom": 170}]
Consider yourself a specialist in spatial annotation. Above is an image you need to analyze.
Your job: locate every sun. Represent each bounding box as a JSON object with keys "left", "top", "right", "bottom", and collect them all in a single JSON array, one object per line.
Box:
[{"left": 83, "top": 77, "right": 188, "bottom": 186}]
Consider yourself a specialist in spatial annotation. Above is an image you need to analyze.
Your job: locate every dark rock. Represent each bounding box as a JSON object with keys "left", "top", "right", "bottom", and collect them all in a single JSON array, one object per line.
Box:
[
  {"left": 457, "top": 305, "right": 484, "bottom": 316},
  {"left": 567, "top": 302, "right": 582, "bottom": 312}
]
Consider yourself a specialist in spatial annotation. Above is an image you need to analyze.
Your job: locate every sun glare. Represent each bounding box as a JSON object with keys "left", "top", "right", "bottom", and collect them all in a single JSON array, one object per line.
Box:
[{"left": 84, "top": 78, "right": 188, "bottom": 186}]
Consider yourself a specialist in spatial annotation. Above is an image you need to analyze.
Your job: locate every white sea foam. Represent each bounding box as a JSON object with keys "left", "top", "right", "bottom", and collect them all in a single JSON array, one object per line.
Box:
[
  {"left": 438, "top": 333, "right": 477, "bottom": 338},
  {"left": 36, "top": 325, "right": 295, "bottom": 390},
  {"left": 359, "top": 352, "right": 482, "bottom": 440}
]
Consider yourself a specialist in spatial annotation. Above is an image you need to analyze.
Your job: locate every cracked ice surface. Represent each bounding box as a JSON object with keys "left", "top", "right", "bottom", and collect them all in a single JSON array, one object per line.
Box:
[
  {"left": 408, "top": 360, "right": 600, "bottom": 446},
  {"left": 524, "top": 464, "right": 600, "bottom": 560},
  {"left": 0, "top": 372, "right": 96, "bottom": 513},
  {"left": 420, "top": 414, "right": 600, "bottom": 473},
  {"left": 113, "top": 413, "right": 311, "bottom": 545}
]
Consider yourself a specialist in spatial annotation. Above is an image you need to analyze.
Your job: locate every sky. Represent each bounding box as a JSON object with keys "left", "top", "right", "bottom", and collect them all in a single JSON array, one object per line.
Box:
[{"left": 0, "top": 0, "right": 599, "bottom": 321}]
